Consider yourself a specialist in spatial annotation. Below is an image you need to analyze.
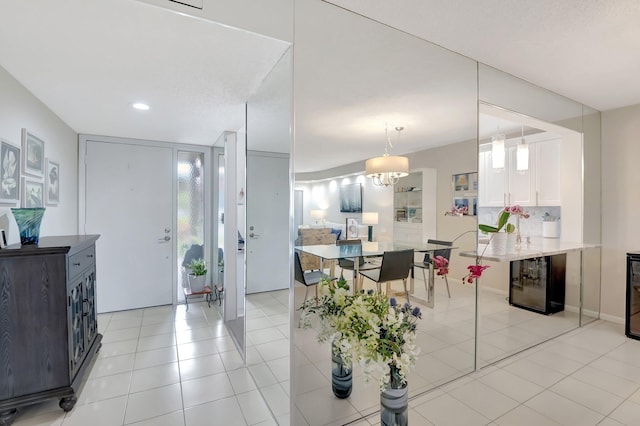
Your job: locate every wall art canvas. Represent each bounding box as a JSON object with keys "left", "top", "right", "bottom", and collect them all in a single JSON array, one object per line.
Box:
[
  {"left": 45, "top": 159, "right": 60, "bottom": 205},
  {"left": 22, "top": 177, "right": 44, "bottom": 208},
  {"left": 21, "top": 128, "right": 45, "bottom": 177},
  {"left": 340, "top": 183, "right": 362, "bottom": 213},
  {"left": 0, "top": 139, "right": 20, "bottom": 203}
]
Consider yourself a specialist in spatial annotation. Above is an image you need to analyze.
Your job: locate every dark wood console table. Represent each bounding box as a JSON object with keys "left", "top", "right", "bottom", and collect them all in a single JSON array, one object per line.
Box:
[{"left": 0, "top": 235, "right": 101, "bottom": 425}]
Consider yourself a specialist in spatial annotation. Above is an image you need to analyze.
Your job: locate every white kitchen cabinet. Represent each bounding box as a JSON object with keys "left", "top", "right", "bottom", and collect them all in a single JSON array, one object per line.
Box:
[{"left": 478, "top": 137, "right": 561, "bottom": 208}]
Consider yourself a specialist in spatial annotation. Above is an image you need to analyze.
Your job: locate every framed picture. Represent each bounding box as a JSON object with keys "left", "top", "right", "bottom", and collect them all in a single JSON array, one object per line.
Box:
[
  {"left": 0, "top": 139, "right": 20, "bottom": 203},
  {"left": 340, "top": 183, "right": 362, "bottom": 213},
  {"left": 45, "top": 159, "right": 60, "bottom": 205},
  {"left": 345, "top": 217, "right": 359, "bottom": 239},
  {"left": 21, "top": 177, "right": 44, "bottom": 208},
  {"left": 451, "top": 172, "right": 478, "bottom": 216},
  {"left": 21, "top": 128, "right": 45, "bottom": 177}
]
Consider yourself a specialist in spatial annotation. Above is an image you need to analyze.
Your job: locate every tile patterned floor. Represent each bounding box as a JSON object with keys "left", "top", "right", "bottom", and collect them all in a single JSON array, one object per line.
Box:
[
  {"left": 10, "top": 276, "right": 640, "bottom": 426},
  {"left": 11, "top": 297, "right": 286, "bottom": 426}
]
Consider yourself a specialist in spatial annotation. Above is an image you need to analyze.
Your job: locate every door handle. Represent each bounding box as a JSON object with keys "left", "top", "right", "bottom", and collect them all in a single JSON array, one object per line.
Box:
[
  {"left": 158, "top": 235, "right": 170, "bottom": 242},
  {"left": 249, "top": 233, "right": 259, "bottom": 238}
]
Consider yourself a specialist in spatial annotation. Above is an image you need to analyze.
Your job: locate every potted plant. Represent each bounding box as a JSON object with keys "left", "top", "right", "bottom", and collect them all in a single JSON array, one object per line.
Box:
[
  {"left": 479, "top": 207, "right": 517, "bottom": 255},
  {"left": 187, "top": 258, "right": 207, "bottom": 292}
]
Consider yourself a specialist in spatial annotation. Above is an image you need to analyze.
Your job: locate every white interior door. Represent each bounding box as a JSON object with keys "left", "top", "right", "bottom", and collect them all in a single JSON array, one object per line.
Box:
[
  {"left": 85, "top": 140, "right": 174, "bottom": 312},
  {"left": 246, "top": 152, "right": 289, "bottom": 293}
]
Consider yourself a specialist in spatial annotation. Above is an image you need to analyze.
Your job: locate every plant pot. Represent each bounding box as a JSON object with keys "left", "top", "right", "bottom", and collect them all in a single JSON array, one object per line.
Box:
[
  {"left": 331, "top": 337, "right": 352, "bottom": 398},
  {"left": 188, "top": 274, "right": 206, "bottom": 292},
  {"left": 488, "top": 232, "right": 516, "bottom": 256},
  {"left": 380, "top": 365, "right": 408, "bottom": 426},
  {"left": 11, "top": 207, "right": 46, "bottom": 245}
]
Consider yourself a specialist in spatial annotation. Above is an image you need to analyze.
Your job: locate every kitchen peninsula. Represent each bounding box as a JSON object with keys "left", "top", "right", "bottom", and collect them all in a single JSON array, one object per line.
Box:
[{"left": 461, "top": 238, "right": 600, "bottom": 314}]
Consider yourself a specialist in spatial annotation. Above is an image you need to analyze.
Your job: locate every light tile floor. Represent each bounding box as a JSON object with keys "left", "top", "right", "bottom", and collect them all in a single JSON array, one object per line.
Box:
[
  {"left": 10, "top": 276, "right": 640, "bottom": 426},
  {"left": 11, "top": 298, "right": 284, "bottom": 426}
]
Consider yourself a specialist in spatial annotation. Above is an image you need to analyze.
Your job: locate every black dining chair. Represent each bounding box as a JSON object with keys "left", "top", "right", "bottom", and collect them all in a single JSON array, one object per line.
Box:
[
  {"left": 335, "top": 239, "right": 379, "bottom": 291},
  {"left": 413, "top": 239, "right": 453, "bottom": 298},
  {"left": 359, "top": 249, "right": 414, "bottom": 303},
  {"left": 295, "top": 251, "right": 336, "bottom": 326}
]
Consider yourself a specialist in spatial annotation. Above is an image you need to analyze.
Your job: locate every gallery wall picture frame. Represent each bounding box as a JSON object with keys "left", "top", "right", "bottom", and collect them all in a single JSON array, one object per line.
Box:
[
  {"left": 45, "top": 158, "right": 60, "bottom": 205},
  {"left": 345, "top": 217, "right": 359, "bottom": 239},
  {"left": 451, "top": 172, "right": 478, "bottom": 216},
  {"left": 0, "top": 139, "right": 21, "bottom": 203},
  {"left": 340, "top": 183, "right": 362, "bottom": 213},
  {"left": 21, "top": 128, "right": 45, "bottom": 178},
  {"left": 21, "top": 177, "right": 44, "bottom": 208}
]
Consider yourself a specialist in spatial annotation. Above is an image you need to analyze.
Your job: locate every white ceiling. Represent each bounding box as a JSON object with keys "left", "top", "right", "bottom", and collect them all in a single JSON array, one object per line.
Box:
[
  {"left": 0, "top": 0, "right": 289, "bottom": 146},
  {"left": 327, "top": 0, "right": 640, "bottom": 112},
  {"left": 0, "top": 0, "right": 638, "bottom": 172}
]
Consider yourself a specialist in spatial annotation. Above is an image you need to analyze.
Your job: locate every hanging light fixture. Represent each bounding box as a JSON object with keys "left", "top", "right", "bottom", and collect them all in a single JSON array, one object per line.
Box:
[
  {"left": 365, "top": 125, "right": 409, "bottom": 187},
  {"left": 491, "top": 133, "right": 505, "bottom": 169},
  {"left": 516, "top": 125, "right": 529, "bottom": 171}
]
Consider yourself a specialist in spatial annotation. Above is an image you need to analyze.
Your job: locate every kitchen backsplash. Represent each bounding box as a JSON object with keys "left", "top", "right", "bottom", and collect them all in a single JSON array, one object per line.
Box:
[{"left": 477, "top": 206, "right": 562, "bottom": 238}]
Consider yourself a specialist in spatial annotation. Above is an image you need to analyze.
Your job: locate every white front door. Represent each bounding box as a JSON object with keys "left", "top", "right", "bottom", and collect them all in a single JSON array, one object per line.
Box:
[
  {"left": 84, "top": 140, "right": 174, "bottom": 312},
  {"left": 246, "top": 151, "right": 289, "bottom": 294}
]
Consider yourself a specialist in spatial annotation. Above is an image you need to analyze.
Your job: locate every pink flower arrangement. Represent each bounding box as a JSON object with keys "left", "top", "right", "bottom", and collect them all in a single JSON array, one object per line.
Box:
[
  {"left": 464, "top": 264, "right": 489, "bottom": 284},
  {"left": 504, "top": 205, "right": 530, "bottom": 219},
  {"left": 432, "top": 256, "right": 449, "bottom": 276},
  {"left": 444, "top": 205, "right": 468, "bottom": 217}
]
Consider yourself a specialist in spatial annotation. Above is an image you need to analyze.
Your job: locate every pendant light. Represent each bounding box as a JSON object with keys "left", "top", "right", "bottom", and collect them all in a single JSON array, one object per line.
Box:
[
  {"left": 365, "top": 125, "right": 409, "bottom": 187},
  {"left": 491, "top": 133, "right": 505, "bottom": 169},
  {"left": 516, "top": 125, "right": 529, "bottom": 171}
]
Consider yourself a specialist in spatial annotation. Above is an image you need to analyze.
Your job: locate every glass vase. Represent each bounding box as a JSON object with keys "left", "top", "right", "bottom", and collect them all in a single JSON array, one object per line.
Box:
[
  {"left": 331, "top": 337, "right": 352, "bottom": 398},
  {"left": 380, "top": 365, "right": 408, "bottom": 426},
  {"left": 11, "top": 207, "right": 46, "bottom": 246}
]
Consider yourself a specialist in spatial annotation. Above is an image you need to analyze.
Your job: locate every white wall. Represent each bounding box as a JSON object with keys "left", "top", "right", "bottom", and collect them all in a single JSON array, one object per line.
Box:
[
  {"left": 0, "top": 65, "right": 78, "bottom": 243},
  {"left": 601, "top": 103, "right": 640, "bottom": 321},
  {"left": 296, "top": 174, "right": 394, "bottom": 241},
  {"left": 409, "top": 140, "right": 478, "bottom": 278}
]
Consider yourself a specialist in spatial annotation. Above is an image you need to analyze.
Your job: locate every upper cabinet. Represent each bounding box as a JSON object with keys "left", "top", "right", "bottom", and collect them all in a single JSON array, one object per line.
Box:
[{"left": 479, "top": 136, "right": 561, "bottom": 207}]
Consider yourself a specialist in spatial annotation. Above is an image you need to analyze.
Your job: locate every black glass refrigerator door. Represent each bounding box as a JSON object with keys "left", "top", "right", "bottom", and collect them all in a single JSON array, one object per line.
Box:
[{"left": 626, "top": 253, "right": 640, "bottom": 339}]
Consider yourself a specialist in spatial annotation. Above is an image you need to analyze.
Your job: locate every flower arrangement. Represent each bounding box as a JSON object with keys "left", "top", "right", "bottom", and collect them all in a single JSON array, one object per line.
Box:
[
  {"left": 350, "top": 295, "right": 422, "bottom": 389},
  {"left": 444, "top": 205, "right": 468, "bottom": 217},
  {"left": 464, "top": 205, "right": 529, "bottom": 284},
  {"left": 300, "top": 281, "right": 422, "bottom": 390},
  {"left": 299, "top": 275, "right": 354, "bottom": 363}
]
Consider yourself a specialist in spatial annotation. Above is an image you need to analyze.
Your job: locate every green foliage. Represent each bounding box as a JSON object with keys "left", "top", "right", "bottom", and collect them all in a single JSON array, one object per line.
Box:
[
  {"left": 479, "top": 210, "right": 515, "bottom": 234},
  {"left": 189, "top": 258, "right": 207, "bottom": 276}
]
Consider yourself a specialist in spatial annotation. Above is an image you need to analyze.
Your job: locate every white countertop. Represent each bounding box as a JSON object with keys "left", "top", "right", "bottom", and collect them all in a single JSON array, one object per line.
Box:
[{"left": 459, "top": 237, "right": 600, "bottom": 262}]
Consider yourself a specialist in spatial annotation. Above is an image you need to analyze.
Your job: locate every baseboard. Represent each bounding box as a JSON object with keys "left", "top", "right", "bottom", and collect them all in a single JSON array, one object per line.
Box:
[{"left": 599, "top": 313, "right": 624, "bottom": 324}]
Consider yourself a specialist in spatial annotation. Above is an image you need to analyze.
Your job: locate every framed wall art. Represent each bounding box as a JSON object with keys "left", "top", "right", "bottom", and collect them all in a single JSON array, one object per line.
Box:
[
  {"left": 22, "top": 177, "right": 44, "bottom": 208},
  {"left": 345, "top": 217, "right": 359, "bottom": 239},
  {"left": 451, "top": 172, "right": 478, "bottom": 216},
  {"left": 21, "top": 128, "right": 45, "bottom": 178},
  {"left": 340, "top": 183, "right": 362, "bottom": 213},
  {"left": 45, "top": 158, "right": 60, "bottom": 205},
  {"left": 0, "top": 139, "right": 20, "bottom": 203}
]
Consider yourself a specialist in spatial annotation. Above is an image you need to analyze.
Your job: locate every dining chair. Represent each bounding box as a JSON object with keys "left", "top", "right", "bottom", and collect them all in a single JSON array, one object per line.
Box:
[
  {"left": 413, "top": 239, "right": 453, "bottom": 298},
  {"left": 295, "top": 251, "right": 336, "bottom": 326},
  {"left": 359, "top": 249, "right": 414, "bottom": 303},
  {"left": 335, "top": 239, "right": 379, "bottom": 291}
]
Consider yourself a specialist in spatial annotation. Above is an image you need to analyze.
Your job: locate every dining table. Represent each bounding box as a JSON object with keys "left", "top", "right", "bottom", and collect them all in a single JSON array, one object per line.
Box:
[{"left": 294, "top": 241, "right": 456, "bottom": 308}]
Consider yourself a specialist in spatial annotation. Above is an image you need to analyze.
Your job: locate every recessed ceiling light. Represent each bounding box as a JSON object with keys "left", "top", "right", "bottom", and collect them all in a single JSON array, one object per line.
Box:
[{"left": 132, "top": 102, "right": 150, "bottom": 111}]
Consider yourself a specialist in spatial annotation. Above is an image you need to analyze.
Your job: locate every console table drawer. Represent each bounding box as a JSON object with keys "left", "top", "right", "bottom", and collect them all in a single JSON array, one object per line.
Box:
[{"left": 68, "top": 245, "right": 96, "bottom": 279}]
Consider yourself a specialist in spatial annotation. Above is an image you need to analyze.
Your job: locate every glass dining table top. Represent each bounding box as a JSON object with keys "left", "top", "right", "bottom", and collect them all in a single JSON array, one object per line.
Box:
[{"left": 295, "top": 241, "right": 455, "bottom": 260}]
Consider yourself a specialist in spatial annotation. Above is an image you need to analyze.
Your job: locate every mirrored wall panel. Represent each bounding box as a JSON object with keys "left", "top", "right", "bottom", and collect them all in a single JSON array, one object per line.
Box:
[{"left": 292, "top": 0, "right": 478, "bottom": 423}]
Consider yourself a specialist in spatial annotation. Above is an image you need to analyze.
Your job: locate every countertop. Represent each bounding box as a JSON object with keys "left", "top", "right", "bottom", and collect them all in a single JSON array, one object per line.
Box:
[{"left": 459, "top": 237, "right": 600, "bottom": 262}]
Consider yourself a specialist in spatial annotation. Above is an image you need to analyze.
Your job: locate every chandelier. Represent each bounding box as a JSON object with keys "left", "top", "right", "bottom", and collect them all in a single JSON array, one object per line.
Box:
[{"left": 365, "top": 125, "right": 409, "bottom": 187}]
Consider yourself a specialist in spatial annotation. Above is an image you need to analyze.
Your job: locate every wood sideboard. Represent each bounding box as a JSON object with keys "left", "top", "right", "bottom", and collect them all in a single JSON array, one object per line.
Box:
[{"left": 0, "top": 235, "right": 102, "bottom": 425}]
